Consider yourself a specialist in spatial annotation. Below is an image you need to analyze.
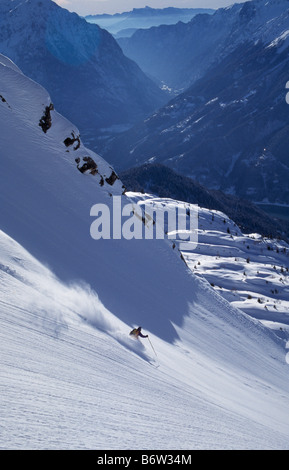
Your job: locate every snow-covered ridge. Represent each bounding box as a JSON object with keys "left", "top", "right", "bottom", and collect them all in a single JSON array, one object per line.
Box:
[{"left": 0, "top": 53, "right": 124, "bottom": 194}]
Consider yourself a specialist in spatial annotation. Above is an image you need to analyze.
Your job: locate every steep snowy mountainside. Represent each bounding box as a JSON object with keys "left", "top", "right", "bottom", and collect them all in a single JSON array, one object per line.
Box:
[
  {"left": 1, "top": 54, "right": 289, "bottom": 449},
  {"left": 0, "top": 52, "right": 205, "bottom": 341},
  {"left": 0, "top": 0, "right": 166, "bottom": 151}
]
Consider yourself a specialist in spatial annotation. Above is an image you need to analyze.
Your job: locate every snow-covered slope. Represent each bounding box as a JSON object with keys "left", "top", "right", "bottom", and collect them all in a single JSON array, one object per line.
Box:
[
  {"left": 185, "top": 209, "right": 289, "bottom": 335},
  {"left": 1, "top": 55, "right": 289, "bottom": 449},
  {"left": 2, "top": 226, "right": 289, "bottom": 450},
  {"left": 2, "top": 227, "right": 289, "bottom": 450}
]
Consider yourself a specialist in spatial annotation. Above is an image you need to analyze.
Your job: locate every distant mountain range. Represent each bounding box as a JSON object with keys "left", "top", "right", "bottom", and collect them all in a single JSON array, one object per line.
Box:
[
  {"left": 103, "top": 0, "right": 289, "bottom": 205},
  {"left": 86, "top": 7, "right": 215, "bottom": 38},
  {"left": 2, "top": 0, "right": 289, "bottom": 206},
  {"left": 0, "top": 0, "right": 166, "bottom": 151},
  {"left": 118, "top": 0, "right": 289, "bottom": 91}
]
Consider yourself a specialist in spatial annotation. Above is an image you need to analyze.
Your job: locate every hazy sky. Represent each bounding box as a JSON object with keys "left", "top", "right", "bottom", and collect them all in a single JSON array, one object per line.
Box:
[{"left": 54, "top": 0, "right": 247, "bottom": 16}]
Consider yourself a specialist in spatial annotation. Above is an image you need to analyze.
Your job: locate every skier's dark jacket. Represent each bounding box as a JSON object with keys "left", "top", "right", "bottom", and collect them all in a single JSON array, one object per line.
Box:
[{"left": 130, "top": 327, "right": 148, "bottom": 338}]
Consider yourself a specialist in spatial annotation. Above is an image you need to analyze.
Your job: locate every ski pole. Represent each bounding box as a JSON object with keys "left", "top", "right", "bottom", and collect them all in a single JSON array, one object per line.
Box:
[{"left": 148, "top": 336, "right": 157, "bottom": 358}]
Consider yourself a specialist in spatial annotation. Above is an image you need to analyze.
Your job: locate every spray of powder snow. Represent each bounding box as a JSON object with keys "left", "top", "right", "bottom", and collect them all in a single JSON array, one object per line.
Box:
[
  {"left": 23, "top": 267, "right": 152, "bottom": 361},
  {"left": 0, "top": 229, "right": 153, "bottom": 362}
]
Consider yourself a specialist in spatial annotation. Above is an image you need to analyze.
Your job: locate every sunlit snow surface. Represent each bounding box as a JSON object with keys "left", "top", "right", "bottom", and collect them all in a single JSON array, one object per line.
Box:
[{"left": 1, "top": 227, "right": 289, "bottom": 450}]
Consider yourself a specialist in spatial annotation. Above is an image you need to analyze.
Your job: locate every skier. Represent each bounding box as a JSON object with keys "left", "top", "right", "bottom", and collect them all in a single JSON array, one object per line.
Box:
[
  {"left": 130, "top": 327, "right": 158, "bottom": 362},
  {"left": 129, "top": 326, "right": 148, "bottom": 339}
]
